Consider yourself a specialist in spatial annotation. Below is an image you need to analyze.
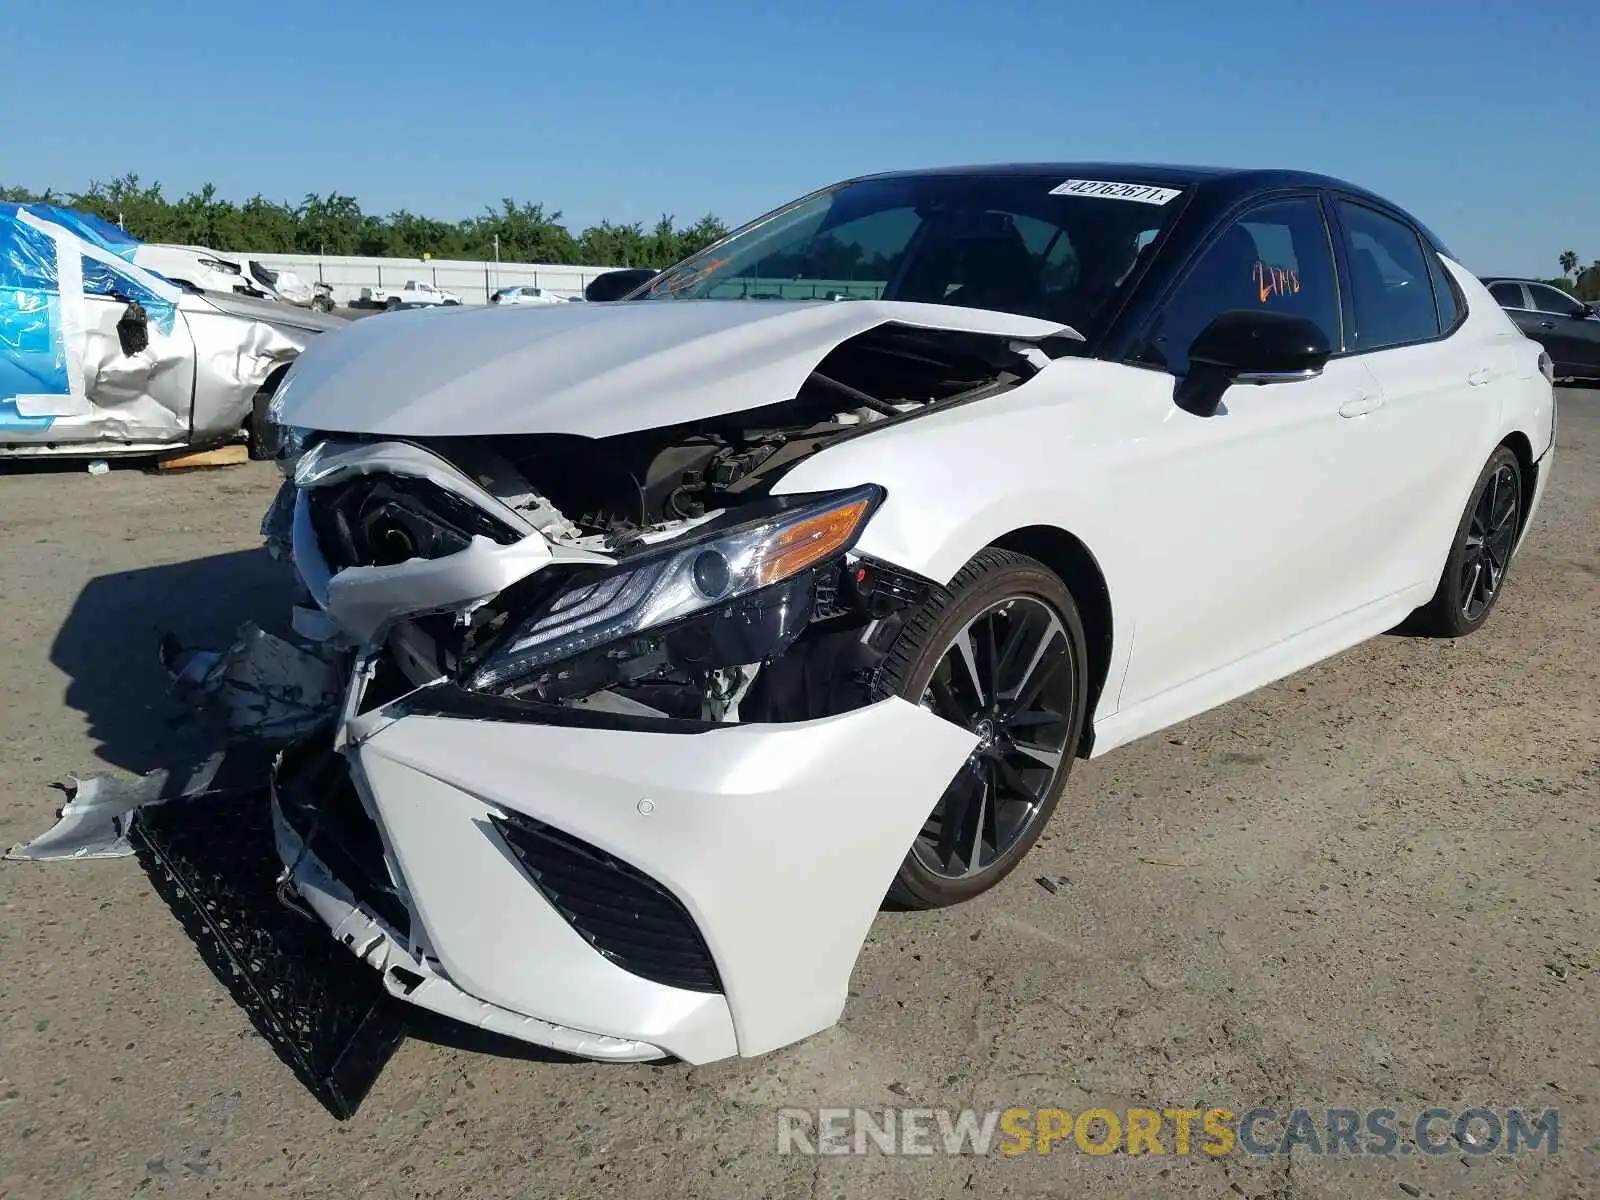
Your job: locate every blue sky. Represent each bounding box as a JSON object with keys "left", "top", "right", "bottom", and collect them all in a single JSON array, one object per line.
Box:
[{"left": 5, "top": 0, "right": 1594, "bottom": 274}]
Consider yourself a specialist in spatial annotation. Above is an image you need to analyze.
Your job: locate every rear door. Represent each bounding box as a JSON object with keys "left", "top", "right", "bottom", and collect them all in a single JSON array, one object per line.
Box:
[{"left": 1329, "top": 199, "right": 1502, "bottom": 596}]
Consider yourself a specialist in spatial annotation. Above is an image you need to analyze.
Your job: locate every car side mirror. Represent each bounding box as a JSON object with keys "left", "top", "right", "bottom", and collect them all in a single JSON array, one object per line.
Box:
[
  {"left": 584, "top": 268, "right": 660, "bottom": 302},
  {"left": 1176, "top": 309, "right": 1333, "bottom": 417}
]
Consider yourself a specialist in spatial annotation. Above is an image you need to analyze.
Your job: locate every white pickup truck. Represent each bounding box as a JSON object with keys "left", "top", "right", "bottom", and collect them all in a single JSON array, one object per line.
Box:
[{"left": 359, "top": 280, "right": 463, "bottom": 310}]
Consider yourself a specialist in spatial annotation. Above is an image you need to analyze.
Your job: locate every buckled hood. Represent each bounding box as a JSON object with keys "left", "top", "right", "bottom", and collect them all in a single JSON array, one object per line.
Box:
[{"left": 270, "top": 298, "right": 1072, "bottom": 440}]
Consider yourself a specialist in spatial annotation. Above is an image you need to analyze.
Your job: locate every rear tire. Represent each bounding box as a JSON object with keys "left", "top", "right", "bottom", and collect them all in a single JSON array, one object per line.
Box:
[
  {"left": 1408, "top": 446, "right": 1523, "bottom": 637},
  {"left": 384, "top": 296, "right": 402, "bottom": 312},
  {"left": 249, "top": 376, "right": 288, "bottom": 460},
  {"left": 873, "top": 548, "right": 1088, "bottom": 910}
]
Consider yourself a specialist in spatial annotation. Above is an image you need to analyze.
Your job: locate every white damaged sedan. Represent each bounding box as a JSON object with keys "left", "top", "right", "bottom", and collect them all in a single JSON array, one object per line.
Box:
[{"left": 261, "top": 164, "right": 1555, "bottom": 1063}]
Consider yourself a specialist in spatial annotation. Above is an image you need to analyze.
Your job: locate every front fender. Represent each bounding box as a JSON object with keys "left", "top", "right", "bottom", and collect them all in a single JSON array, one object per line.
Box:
[{"left": 772, "top": 417, "right": 1135, "bottom": 723}]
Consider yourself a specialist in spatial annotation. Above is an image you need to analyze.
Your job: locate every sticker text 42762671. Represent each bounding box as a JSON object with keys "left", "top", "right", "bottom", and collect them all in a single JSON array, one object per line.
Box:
[{"left": 1049, "top": 180, "right": 1183, "bottom": 206}]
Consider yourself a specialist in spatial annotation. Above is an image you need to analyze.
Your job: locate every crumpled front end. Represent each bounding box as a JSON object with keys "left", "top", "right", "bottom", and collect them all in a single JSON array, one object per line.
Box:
[
  {"left": 260, "top": 331, "right": 1022, "bottom": 1059},
  {"left": 272, "top": 674, "right": 973, "bottom": 1061}
]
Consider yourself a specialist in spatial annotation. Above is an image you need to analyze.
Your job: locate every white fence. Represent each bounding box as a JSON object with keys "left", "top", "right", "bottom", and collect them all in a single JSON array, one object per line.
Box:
[{"left": 246, "top": 253, "right": 627, "bottom": 306}]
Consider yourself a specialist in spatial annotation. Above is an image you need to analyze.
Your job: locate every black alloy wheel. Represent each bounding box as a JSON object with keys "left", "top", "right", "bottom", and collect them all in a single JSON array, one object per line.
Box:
[
  {"left": 1409, "top": 445, "right": 1524, "bottom": 637},
  {"left": 874, "top": 549, "right": 1088, "bottom": 909},
  {"left": 1460, "top": 459, "right": 1521, "bottom": 622}
]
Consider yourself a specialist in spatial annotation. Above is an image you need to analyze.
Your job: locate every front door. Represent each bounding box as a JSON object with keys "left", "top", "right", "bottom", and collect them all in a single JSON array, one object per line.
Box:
[{"left": 1113, "top": 193, "right": 1387, "bottom": 710}]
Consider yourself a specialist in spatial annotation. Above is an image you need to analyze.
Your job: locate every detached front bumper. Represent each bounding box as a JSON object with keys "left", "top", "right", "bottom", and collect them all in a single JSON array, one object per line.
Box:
[{"left": 274, "top": 691, "right": 975, "bottom": 1063}]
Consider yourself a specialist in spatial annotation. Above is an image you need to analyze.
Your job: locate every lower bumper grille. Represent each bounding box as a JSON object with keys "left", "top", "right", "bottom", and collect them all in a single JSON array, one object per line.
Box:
[
  {"left": 489, "top": 811, "right": 723, "bottom": 994},
  {"left": 274, "top": 737, "right": 411, "bottom": 940}
]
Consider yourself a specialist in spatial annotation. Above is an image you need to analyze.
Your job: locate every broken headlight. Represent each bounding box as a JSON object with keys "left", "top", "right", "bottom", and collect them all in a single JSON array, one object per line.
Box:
[
  {"left": 467, "top": 485, "right": 883, "bottom": 694},
  {"left": 263, "top": 374, "right": 314, "bottom": 475}
]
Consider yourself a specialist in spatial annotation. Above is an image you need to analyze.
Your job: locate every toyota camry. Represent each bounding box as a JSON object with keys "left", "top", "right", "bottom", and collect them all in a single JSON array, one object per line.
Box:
[{"left": 258, "top": 163, "right": 1556, "bottom": 1065}]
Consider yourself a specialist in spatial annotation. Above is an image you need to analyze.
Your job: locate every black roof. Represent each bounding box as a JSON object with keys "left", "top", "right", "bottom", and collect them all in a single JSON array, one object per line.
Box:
[
  {"left": 864, "top": 160, "right": 1373, "bottom": 198},
  {"left": 856, "top": 161, "right": 1444, "bottom": 254}
]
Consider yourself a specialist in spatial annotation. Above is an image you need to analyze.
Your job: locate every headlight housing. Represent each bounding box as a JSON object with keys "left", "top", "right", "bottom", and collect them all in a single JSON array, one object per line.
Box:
[
  {"left": 467, "top": 484, "right": 884, "bottom": 695},
  {"left": 262, "top": 377, "right": 313, "bottom": 474}
]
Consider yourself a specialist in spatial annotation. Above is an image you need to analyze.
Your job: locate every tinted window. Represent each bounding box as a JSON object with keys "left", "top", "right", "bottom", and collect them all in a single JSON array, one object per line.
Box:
[
  {"left": 1488, "top": 281, "right": 1525, "bottom": 309},
  {"left": 1337, "top": 202, "right": 1440, "bottom": 350},
  {"left": 1530, "top": 284, "right": 1585, "bottom": 317},
  {"left": 1424, "top": 251, "right": 1461, "bottom": 331},
  {"left": 1138, "top": 196, "right": 1340, "bottom": 373}
]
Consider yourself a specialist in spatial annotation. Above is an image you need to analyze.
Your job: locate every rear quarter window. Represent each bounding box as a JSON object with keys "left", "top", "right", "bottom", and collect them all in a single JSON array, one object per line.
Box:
[{"left": 1425, "top": 251, "right": 1464, "bottom": 333}]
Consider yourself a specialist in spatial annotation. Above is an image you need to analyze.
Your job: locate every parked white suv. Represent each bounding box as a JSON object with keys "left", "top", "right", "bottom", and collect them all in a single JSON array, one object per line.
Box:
[{"left": 360, "top": 281, "right": 463, "bottom": 310}]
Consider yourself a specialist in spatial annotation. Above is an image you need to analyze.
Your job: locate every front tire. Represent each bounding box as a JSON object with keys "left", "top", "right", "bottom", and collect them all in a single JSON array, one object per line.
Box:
[
  {"left": 873, "top": 549, "right": 1088, "bottom": 909},
  {"left": 1408, "top": 446, "right": 1523, "bottom": 637}
]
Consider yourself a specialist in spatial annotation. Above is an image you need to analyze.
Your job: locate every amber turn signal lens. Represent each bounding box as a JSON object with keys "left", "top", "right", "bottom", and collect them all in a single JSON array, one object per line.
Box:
[{"left": 756, "top": 499, "right": 872, "bottom": 586}]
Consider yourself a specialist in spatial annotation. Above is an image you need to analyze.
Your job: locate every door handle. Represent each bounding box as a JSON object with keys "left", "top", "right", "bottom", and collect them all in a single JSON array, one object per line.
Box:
[
  {"left": 1537, "top": 320, "right": 1555, "bottom": 330},
  {"left": 1467, "top": 368, "right": 1492, "bottom": 387},
  {"left": 1338, "top": 393, "right": 1383, "bottom": 418}
]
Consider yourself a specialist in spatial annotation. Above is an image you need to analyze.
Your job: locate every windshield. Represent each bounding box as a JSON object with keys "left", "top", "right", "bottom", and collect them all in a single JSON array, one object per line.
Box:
[{"left": 638, "top": 173, "right": 1187, "bottom": 331}]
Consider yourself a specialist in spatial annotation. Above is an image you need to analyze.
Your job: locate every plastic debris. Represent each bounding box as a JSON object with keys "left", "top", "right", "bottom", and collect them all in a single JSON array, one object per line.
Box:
[
  {"left": 8, "top": 622, "right": 345, "bottom": 862},
  {"left": 160, "top": 622, "right": 343, "bottom": 742},
  {"left": 86, "top": 459, "right": 109, "bottom": 475},
  {"left": 6, "top": 753, "right": 226, "bottom": 861}
]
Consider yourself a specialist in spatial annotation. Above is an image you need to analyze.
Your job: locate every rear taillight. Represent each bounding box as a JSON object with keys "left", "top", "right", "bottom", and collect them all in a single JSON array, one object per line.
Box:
[{"left": 1538, "top": 349, "right": 1554, "bottom": 384}]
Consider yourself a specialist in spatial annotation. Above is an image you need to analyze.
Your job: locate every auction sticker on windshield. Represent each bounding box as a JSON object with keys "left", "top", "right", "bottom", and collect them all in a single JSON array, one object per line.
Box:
[{"left": 1049, "top": 179, "right": 1183, "bottom": 205}]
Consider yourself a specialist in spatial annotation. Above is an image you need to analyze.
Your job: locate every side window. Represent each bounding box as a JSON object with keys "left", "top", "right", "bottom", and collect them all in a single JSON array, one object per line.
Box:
[
  {"left": 1530, "top": 284, "right": 1585, "bottom": 317},
  {"left": 1336, "top": 202, "right": 1441, "bottom": 350},
  {"left": 82, "top": 256, "right": 178, "bottom": 334},
  {"left": 1138, "top": 196, "right": 1340, "bottom": 373},
  {"left": 1424, "top": 251, "right": 1462, "bottom": 331},
  {"left": 1488, "top": 281, "right": 1525, "bottom": 309}
]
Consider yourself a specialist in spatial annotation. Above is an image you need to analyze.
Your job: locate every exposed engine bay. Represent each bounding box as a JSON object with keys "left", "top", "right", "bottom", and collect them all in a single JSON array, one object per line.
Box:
[
  {"left": 281, "top": 323, "right": 1057, "bottom": 728},
  {"left": 485, "top": 323, "right": 1040, "bottom": 538}
]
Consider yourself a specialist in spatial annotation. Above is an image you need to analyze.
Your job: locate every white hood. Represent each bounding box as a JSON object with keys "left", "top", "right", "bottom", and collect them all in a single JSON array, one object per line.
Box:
[{"left": 271, "top": 299, "right": 1071, "bottom": 440}]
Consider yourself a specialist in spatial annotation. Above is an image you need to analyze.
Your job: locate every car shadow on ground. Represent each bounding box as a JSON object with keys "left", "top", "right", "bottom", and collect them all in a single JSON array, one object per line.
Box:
[{"left": 51, "top": 547, "right": 297, "bottom": 774}]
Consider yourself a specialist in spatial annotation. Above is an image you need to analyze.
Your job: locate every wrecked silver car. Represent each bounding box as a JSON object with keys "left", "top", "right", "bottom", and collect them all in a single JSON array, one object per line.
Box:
[{"left": 0, "top": 203, "right": 343, "bottom": 458}]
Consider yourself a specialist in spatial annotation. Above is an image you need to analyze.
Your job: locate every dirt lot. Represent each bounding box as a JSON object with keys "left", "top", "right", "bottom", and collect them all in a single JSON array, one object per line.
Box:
[{"left": 1, "top": 392, "right": 1595, "bottom": 1200}]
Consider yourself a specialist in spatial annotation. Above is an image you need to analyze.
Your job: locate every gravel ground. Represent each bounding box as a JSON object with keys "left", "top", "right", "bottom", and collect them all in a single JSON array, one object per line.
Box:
[{"left": 1, "top": 391, "right": 1595, "bottom": 1199}]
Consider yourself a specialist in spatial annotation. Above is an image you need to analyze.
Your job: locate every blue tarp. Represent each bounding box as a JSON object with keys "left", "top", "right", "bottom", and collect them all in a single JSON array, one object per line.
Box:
[
  {"left": 0, "top": 204, "right": 174, "bottom": 430},
  {"left": 0, "top": 203, "right": 141, "bottom": 261}
]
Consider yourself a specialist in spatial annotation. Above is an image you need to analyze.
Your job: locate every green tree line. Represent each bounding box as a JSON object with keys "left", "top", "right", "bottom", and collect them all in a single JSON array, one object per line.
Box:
[
  {"left": 1548, "top": 249, "right": 1600, "bottom": 301},
  {"left": 1, "top": 174, "right": 730, "bottom": 268}
]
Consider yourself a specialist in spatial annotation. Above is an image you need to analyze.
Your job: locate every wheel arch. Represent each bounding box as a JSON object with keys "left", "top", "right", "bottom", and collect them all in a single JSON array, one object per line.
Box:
[
  {"left": 244, "top": 360, "right": 296, "bottom": 459},
  {"left": 986, "top": 524, "right": 1113, "bottom": 758},
  {"left": 1498, "top": 430, "right": 1537, "bottom": 536}
]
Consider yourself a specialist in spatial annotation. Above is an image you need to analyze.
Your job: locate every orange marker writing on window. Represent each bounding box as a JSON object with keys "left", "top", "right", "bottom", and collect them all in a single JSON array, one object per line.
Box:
[{"left": 1253, "top": 261, "right": 1302, "bottom": 303}]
